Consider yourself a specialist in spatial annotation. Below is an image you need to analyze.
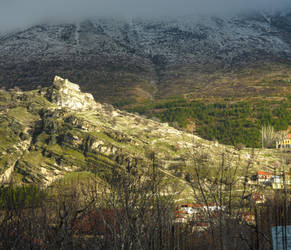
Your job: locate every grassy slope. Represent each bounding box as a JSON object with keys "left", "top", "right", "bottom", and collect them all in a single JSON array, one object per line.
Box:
[{"left": 0, "top": 86, "right": 288, "bottom": 203}]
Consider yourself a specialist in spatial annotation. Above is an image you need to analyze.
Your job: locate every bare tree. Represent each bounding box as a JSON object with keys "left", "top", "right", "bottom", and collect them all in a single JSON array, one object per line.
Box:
[{"left": 261, "top": 125, "right": 287, "bottom": 149}]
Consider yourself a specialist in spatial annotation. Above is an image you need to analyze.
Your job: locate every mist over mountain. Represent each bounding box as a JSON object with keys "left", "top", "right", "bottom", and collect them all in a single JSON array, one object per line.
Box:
[{"left": 0, "top": 0, "right": 290, "bottom": 31}]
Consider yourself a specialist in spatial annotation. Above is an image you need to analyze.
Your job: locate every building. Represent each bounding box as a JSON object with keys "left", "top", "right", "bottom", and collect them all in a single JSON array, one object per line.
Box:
[
  {"left": 179, "top": 203, "right": 223, "bottom": 217},
  {"left": 257, "top": 171, "right": 273, "bottom": 184},
  {"left": 174, "top": 210, "right": 187, "bottom": 223},
  {"left": 276, "top": 134, "right": 291, "bottom": 149},
  {"left": 254, "top": 170, "right": 291, "bottom": 189},
  {"left": 271, "top": 174, "right": 291, "bottom": 189}
]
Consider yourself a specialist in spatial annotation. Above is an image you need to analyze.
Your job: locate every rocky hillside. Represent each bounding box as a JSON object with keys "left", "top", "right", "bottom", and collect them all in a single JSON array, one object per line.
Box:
[
  {"left": 0, "top": 11, "right": 291, "bottom": 103},
  {"left": 0, "top": 77, "right": 282, "bottom": 198}
]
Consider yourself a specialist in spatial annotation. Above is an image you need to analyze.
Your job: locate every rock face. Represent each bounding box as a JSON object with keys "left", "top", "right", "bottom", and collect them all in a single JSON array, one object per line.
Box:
[{"left": 47, "top": 76, "right": 98, "bottom": 111}]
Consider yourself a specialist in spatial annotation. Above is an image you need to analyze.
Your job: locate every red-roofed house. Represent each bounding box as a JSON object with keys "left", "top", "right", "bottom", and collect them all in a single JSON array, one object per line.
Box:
[
  {"left": 257, "top": 171, "right": 273, "bottom": 183},
  {"left": 175, "top": 210, "right": 187, "bottom": 223},
  {"left": 179, "top": 203, "right": 223, "bottom": 215}
]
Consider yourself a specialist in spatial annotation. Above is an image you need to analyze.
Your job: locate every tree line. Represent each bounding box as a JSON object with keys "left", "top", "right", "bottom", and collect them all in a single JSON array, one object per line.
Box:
[{"left": 126, "top": 98, "right": 291, "bottom": 148}]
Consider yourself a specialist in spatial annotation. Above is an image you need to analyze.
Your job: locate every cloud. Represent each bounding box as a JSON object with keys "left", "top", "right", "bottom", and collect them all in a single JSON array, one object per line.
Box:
[{"left": 0, "top": 0, "right": 290, "bottom": 31}]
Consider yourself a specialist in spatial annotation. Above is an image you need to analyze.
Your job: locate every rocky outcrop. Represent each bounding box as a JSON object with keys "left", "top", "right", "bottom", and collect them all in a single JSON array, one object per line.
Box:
[
  {"left": 0, "top": 164, "right": 15, "bottom": 184},
  {"left": 46, "top": 76, "right": 100, "bottom": 111}
]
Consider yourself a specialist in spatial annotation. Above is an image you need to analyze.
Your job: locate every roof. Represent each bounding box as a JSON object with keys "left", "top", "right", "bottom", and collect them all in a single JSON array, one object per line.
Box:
[
  {"left": 257, "top": 171, "right": 272, "bottom": 176},
  {"left": 181, "top": 204, "right": 202, "bottom": 208},
  {"left": 180, "top": 203, "right": 219, "bottom": 208},
  {"left": 176, "top": 210, "right": 187, "bottom": 214}
]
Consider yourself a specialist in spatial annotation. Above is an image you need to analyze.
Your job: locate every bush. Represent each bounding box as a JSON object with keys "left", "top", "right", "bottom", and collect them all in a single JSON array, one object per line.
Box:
[{"left": 234, "top": 143, "right": 245, "bottom": 151}]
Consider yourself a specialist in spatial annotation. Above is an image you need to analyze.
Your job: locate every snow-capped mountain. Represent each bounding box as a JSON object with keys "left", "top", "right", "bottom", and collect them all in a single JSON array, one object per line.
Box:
[{"left": 0, "top": 11, "right": 291, "bottom": 102}]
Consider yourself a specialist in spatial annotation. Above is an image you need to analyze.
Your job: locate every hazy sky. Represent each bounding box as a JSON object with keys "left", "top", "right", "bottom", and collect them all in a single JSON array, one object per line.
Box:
[{"left": 0, "top": 0, "right": 290, "bottom": 31}]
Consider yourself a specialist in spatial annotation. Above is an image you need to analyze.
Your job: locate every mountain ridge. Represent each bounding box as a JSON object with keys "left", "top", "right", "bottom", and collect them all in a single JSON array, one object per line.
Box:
[{"left": 1, "top": 11, "right": 291, "bottom": 103}]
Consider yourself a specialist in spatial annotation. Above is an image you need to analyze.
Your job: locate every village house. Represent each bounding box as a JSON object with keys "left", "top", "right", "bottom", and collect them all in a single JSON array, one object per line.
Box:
[
  {"left": 180, "top": 204, "right": 196, "bottom": 215},
  {"left": 177, "top": 203, "right": 224, "bottom": 220},
  {"left": 271, "top": 173, "right": 291, "bottom": 189},
  {"left": 249, "top": 169, "right": 291, "bottom": 190},
  {"left": 276, "top": 134, "right": 291, "bottom": 149},
  {"left": 180, "top": 204, "right": 204, "bottom": 215},
  {"left": 174, "top": 209, "right": 210, "bottom": 231},
  {"left": 174, "top": 210, "right": 187, "bottom": 223},
  {"left": 257, "top": 171, "right": 273, "bottom": 184},
  {"left": 271, "top": 176, "right": 284, "bottom": 189},
  {"left": 180, "top": 203, "right": 223, "bottom": 214}
]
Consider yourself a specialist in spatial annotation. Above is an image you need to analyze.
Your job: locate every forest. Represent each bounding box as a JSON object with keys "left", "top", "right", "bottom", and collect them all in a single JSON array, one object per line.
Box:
[{"left": 124, "top": 96, "right": 291, "bottom": 148}]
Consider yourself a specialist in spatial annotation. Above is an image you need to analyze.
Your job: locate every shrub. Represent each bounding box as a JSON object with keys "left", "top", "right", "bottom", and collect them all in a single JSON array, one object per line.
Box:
[{"left": 235, "top": 143, "right": 245, "bottom": 151}]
